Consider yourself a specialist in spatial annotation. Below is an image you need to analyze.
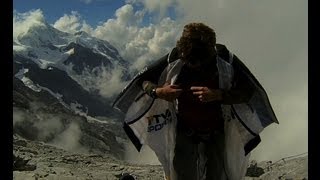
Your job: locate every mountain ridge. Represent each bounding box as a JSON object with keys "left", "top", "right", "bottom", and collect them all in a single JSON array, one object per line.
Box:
[{"left": 13, "top": 18, "right": 130, "bottom": 118}]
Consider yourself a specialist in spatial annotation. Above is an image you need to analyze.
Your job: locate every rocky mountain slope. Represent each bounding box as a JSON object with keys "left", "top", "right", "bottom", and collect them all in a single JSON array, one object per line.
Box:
[
  {"left": 13, "top": 135, "right": 308, "bottom": 180},
  {"left": 13, "top": 135, "right": 164, "bottom": 180},
  {"left": 13, "top": 75, "right": 126, "bottom": 159},
  {"left": 245, "top": 156, "right": 308, "bottom": 180},
  {"left": 13, "top": 20, "right": 130, "bottom": 118}
]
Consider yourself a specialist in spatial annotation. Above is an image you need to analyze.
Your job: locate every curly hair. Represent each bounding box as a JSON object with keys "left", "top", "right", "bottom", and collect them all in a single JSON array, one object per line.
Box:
[{"left": 176, "top": 22, "right": 216, "bottom": 65}]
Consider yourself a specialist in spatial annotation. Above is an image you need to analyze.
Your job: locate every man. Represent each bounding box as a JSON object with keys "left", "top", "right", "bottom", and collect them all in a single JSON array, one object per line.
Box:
[{"left": 113, "top": 22, "right": 278, "bottom": 180}]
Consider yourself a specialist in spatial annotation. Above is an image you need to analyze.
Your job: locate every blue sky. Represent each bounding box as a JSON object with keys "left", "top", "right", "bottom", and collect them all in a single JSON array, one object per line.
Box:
[{"left": 13, "top": 0, "right": 128, "bottom": 27}]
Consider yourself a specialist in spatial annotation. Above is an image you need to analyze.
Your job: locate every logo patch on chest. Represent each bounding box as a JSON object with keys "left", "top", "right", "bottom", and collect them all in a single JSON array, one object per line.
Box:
[{"left": 146, "top": 109, "right": 173, "bottom": 132}]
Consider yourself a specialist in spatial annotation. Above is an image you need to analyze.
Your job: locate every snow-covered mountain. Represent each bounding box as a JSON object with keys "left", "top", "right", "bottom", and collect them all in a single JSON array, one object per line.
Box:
[
  {"left": 13, "top": 20, "right": 131, "bottom": 118},
  {"left": 14, "top": 21, "right": 128, "bottom": 70},
  {"left": 12, "top": 19, "right": 132, "bottom": 165}
]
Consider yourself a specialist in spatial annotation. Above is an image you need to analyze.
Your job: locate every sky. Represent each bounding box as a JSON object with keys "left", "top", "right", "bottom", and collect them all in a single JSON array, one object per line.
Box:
[
  {"left": 13, "top": 0, "right": 308, "bottom": 163},
  {"left": 13, "top": 0, "right": 127, "bottom": 27}
]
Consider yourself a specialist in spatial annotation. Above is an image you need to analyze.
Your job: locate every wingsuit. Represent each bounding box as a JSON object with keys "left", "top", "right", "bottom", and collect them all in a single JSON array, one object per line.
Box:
[{"left": 112, "top": 44, "right": 279, "bottom": 180}]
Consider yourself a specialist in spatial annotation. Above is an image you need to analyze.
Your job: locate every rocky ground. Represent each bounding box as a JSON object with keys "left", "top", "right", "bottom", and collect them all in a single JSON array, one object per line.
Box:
[
  {"left": 13, "top": 134, "right": 308, "bottom": 180},
  {"left": 245, "top": 155, "right": 308, "bottom": 180},
  {"left": 13, "top": 135, "right": 164, "bottom": 180}
]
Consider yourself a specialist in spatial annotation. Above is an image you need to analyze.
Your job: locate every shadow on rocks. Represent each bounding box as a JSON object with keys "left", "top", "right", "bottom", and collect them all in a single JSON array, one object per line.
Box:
[{"left": 13, "top": 154, "right": 37, "bottom": 171}]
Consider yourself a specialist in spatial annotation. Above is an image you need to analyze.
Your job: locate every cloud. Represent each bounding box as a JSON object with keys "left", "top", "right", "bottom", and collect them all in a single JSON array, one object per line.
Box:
[
  {"left": 121, "top": 17, "right": 181, "bottom": 71},
  {"left": 93, "top": 4, "right": 181, "bottom": 71},
  {"left": 53, "top": 11, "right": 82, "bottom": 34},
  {"left": 13, "top": 102, "right": 66, "bottom": 142},
  {"left": 170, "top": 0, "right": 307, "bottom": 162},
  {"left": 13, "top": 103, "right": 89, "bottom": 154},
  {"left": 80, "top": 0, "right": 93, "bottom": 4},
  {"left": 50, "top": 122, "right": 89, "bottom": 154},
  {"left": 13, "top": 108, "right": 26, "bottom": 126},
  {"left": 13, "top": 9, "right": 46, "bottom": 41},
  {"left": 80, "top": 21, "right": 94, "bottom": 34},
  {"left": 128, "top": 0, "right": 175, "bottom": 18},
  {"left": 64, "top": 63, "right": 128, "bottom": 99},
  {"left": 123, "top": 141, "right": 160, "bottom": 165},
  {"left": 53, "top": 11, "right": 94, "bottom": 34},
  {"left": 96, "top": 65, "right": 129, "bottom": 98},
  {"left": 93, "top": 4, "right": 143, "bottom": 48},
  {"left": 33, "top": 114, "right": 64, "bottom": 140}
]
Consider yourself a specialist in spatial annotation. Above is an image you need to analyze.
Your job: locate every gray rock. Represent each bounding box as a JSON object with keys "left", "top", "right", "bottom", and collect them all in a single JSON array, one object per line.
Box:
[{"left": 13, "top": 136, "right": 308, "bottom": 180}]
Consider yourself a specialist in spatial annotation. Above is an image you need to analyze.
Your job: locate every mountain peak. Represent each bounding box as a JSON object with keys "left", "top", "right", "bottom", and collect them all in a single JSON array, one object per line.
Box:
[
  {"left": 16, "top": 21, "right": 70, "bottom": 48},
  {"left": 74, "top": 30, "right": 89, "bottom": 37}
]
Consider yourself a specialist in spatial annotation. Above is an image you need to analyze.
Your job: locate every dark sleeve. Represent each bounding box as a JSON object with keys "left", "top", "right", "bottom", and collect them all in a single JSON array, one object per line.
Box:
[
  {"left": 135, "top": 53, "right": 169, "bottom": 94},
  {"left": 221, "top": 55, "right": 255, "bottom": 104},
  {"left": 138, "top": 54, "right": 169, "bottom": 85},
  {"left": 137, "top": 47, "right": 178, "bottom": 86}
]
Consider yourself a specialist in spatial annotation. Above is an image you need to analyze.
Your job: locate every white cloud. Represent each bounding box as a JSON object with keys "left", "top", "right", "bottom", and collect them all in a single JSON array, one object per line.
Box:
[
  {"left": 115, "top": 4, "right": 138, "bottom": 25},
  {"left": 53, "top": 11, "right": 94, "bottom": 34},
  {"left": 13, "top": 9, "right": 46, "bottom": 41},
  {"left": 128, "top": 0, "right": 175, "bottom": 18},
  {"left": 50, "top": 122, "right": 89, "bottom": 154},
  {"left": 96, "top": 65, "right": 129, "bottom": 98},
  {"left": 251, "top": 85, "right": 308, "bottom": 162},
  {"left": 172, "top": 0, "right": 308, "bottom": 162},
  {"left": 93, "top": 4, "right": 143, "bottom": 49},
  {"left": 13, "top": 108, "right": 26, "bottom": 126},
  {"left": 13, "top": 104, "right": 87, "bottom": 154},
  {"left": 80, "top": 21, "right": 94, "bottom": 34},
  {"left": 127, "top": 17, "right": 181, "bottom": 70},
  {"left": 53, "top": 11, "right": 81, "bottom": 34},
  {"left": 93, "top": 4, "right": 181, "bottom": 71},
  {"left": 124, "top": 142, "right": 160, "bottom": 165},
  {"left": 34, "top": 114, "right": 64, "bottom": 140},
  {"left": 64, "top": 63, "right": 128, "bottom": 99},
  {"left": 13, "top": 103, "right": 66, "bottom": 142}
]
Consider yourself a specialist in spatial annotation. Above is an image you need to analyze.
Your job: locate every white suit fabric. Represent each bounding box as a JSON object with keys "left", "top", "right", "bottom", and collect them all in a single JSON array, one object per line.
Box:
[{"left": 113, "top": 47, "right": 278, "bottom": 180}]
